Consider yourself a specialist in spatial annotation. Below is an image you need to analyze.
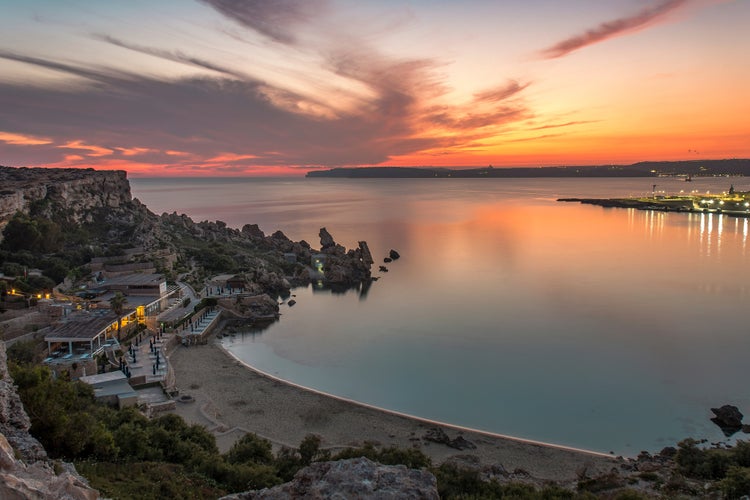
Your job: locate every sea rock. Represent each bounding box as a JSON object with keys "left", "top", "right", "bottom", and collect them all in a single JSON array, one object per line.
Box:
[
  {"left": 383, "top": 257, "right": 392, "bottom": 263},
  {"left": 379, "top": 266, "right": 389, "bottom": 272},
  {"left": 221, "top": 457, "right": 438, "bottom": 499},
  {"left": 710, "top": 405, "right": 744, "bottom": 435},
  {"left": 319, "top": 227, "right": 335, "bottom": 249},
  {"left": 389, "top": 249, "right": 400, "bottom": 260},
  {"left": 287, "top": 299, "right": 296, "bottom": 307}
]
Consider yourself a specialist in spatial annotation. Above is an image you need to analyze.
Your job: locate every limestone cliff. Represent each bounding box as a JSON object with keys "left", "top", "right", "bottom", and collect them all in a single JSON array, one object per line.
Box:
[
  {"left": 0, "top": 342, "right": 99, "bottom": 499},
  {"left": 0, "top": 166, "right": 132, "bottom": 240}
]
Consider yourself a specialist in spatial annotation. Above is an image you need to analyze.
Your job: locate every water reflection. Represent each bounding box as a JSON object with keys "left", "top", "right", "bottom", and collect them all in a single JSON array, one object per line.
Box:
[{"left": 132, "top": 177, "right": 750, "bottom": 455}]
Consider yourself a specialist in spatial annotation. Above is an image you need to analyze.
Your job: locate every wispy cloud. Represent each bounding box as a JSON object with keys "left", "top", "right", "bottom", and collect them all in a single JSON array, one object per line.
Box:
[
  {"left": 0, "top": 131, "right": 52, "bottom": 146},
  {"left": 92, "top": 34, "right": 248, "bottom": 79},
  {"left": 199, "top": 0, "right": 327, "bottom": 45},
  {"left": 538, "top": 0, "right": 688, "bottom": 59},
  {"left": 0, "top": 0, "right": 537, "bottom": 174},
  {"left": 473, "top": 80, "right": 530, "bottom": 103}
]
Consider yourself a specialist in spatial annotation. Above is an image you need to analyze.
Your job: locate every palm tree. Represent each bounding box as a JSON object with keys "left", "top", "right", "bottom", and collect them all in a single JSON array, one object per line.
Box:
[{"left": 109, "top": 291, "right": 127, "bottom": 341}]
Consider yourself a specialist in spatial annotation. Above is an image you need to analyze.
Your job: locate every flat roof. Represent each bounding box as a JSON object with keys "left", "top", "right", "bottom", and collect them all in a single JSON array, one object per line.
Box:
[
  {"left": 94, "top": 380, "right": 137, "bottom": 399},
  {"left": 44, "top": 312, "right": 120, "bottom": 342},
  {"left": 80, "top": 370, "right": 127, "bottom": 386},
  {"left": 94, "top": 292, "right": 158, "bottom": 308},
  {"left": 102, "top": 273, "right": 165, "bottom": 287}
]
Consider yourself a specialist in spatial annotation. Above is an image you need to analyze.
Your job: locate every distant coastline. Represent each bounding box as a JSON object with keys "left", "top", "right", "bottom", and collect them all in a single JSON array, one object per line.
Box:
[{"left": 306, "top": 159, "right": 750, "bottom": 178}]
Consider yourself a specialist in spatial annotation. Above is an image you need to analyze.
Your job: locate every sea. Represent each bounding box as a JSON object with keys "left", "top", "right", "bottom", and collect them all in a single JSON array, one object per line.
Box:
[{"left": 130, "top": 176, "right": 750, "bottom": 456}]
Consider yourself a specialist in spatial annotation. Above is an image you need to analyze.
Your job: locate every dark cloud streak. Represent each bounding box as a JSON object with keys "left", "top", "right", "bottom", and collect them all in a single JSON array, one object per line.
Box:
[
  {"left": 198, "top": 0, "right": 327, "bottom": 45},
  {"left": 92, "top": 34, "right": 248, "bottom": 79},
  {"left": 538, "top": 0, "right": 688, "bottom": 59}
]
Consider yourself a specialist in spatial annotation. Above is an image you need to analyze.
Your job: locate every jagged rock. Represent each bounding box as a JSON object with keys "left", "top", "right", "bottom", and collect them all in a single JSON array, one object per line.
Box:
[
  {"left": 319, "top": 227, "right": 335, "bottom": 249},
  {"left": 358, "top": 241, "right": 374, "bottom": 267},
  {"left": 221, "top": 457, "right": 438, "bottom": 499},
  {"left": 379, "top": 266, "right": 388, "bottom": 272},
  {"left": 710, "top": 405, "right": 744, "bottom": 435},
  {"left": 241, "top": 224, "right": 265, "bottom": 239},
  {"left": 384, "top": 257, "right": 392, "bottom": 263},
  {"left": 271, "top": 230, "right": 290, "bottom": 241},
  {"left": 389, "top": 249, "right": 400, "bottom": 260}
]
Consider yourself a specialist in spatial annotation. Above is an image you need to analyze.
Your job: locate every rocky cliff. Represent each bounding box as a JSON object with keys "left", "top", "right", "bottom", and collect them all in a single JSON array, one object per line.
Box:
[
  {"left": 0, "top": 166, "right": 373, "bottom": 292},
  {"left": 0, "top": 166, "right": 132, "bottom": 240},
  {"left": 0, "top": 342, "right": 99, "bottom": 499},
  {"left": 221, "top": 457, "right": 438, "bottom": 499}
]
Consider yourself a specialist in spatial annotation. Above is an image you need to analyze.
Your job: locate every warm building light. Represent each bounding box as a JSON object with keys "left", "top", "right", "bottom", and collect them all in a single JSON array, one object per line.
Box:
[{"left": 37, "top": 294, "right": 42, "bottom": 299}]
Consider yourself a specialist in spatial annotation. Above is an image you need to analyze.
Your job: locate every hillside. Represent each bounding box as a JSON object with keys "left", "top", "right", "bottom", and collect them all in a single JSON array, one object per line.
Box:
[{"left": 0, "top": 166, "right": 373, "bottom": 297}]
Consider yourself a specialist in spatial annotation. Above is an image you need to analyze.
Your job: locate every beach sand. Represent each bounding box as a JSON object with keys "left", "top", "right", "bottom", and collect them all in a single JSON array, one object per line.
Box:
[{"left": 168, "top": 338, "right": 623, "bottom": 483}]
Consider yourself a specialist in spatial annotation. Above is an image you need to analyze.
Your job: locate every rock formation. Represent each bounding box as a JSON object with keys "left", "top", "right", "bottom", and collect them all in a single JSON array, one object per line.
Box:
[
  {"left": 315, "top": 228, "right": 373, "bottom": 286},
  {"left": 710, "top": 404, "right": 744, "bottom": 435},
  {"left": 221, "top": 457, "right": 438, "bottom": 499},
  {"left": 0, "top": 342, "right": 99, "bottom": 499}
]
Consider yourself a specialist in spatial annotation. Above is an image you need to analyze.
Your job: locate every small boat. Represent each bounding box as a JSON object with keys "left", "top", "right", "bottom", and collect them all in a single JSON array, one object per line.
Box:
[{"left": 685, "top": 174, "right": 693, "bottom": 182}]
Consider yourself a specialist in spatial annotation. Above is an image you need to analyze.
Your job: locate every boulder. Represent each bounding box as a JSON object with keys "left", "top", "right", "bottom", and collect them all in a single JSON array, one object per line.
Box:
[
  {"left": 379, "top": 266, "right": 389, "bottom": 272},
  {"left": 449, "top": 435, "right": 477, "bottom": 450},
  {"left": 241, "top": 224, "right": 265, "bottom": 239},
  {"left": 288, "top": 299, "right": 296, "bottom": 307},
  {"left": 222, "top": 457, "right": 438, "bottom": 499},
  {"left": 710, "top": 405, "right": 744, "bottom": 435},
  {"left": 389, "top": 249, "right": 400, "bottom": 260},
  {"left": 423, "top": 427, "right": 451, "bottom": 445},
  {"left": 383, "top": 257, "right": 392, "bottom": 263}
]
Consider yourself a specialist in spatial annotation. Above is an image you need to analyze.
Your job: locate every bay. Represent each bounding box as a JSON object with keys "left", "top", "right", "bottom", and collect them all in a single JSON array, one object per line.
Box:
[{"left": 131, "top": 176, "right": 750, "bottom": 455}]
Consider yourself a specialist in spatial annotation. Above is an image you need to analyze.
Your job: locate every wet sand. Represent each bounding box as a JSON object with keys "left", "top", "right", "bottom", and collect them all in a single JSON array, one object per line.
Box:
[{"left": 168, "top": 338, "right": 623, "bottom": 482}]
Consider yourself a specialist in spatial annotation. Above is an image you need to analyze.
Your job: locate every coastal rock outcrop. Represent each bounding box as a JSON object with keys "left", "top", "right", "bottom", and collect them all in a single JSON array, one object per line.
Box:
[
  {"left": 710, "top": 404, "right": 744, "bottom": 435},
  {"left": 316, "top": 229, "right": 373, "bottom": 286},
  {"left": 221, "top": 457, "right": 438, "bottom": 499},
  {"left": 0, "top": 342, "right": 99, "bottom": 499}
]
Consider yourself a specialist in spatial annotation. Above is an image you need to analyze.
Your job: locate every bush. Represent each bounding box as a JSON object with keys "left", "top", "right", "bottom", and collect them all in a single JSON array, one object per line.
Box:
[
  {"left": 719, "top": 466, "right": 750, "bottom": 499},
  {"left": 225, "top": 433, "right": 274, "bottom": 466}
]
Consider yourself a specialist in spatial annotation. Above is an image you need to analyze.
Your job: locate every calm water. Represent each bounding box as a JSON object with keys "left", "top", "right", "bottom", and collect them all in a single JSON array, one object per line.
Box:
[{"left": 132, "top": 177, "right": 750, "bottom": 456}]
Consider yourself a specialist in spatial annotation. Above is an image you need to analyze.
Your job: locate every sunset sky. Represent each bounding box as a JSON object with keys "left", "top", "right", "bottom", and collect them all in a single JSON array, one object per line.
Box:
[{"left": 1, "top": 0, "right": 748, "bottom": 176}]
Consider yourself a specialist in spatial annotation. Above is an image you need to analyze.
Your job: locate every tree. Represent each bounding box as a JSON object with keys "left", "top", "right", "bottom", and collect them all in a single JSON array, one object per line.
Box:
[{"left": 109, "top": 291, "right": 127, "bottom": 341}]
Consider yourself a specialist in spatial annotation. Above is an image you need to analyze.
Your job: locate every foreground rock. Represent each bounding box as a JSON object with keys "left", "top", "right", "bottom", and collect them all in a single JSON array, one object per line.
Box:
[
  {"left": 0, "top": 343, "right": 99, "bottom": 499},
  {"left": 221, "top": 457, "right": 438, "bottom": 499}
]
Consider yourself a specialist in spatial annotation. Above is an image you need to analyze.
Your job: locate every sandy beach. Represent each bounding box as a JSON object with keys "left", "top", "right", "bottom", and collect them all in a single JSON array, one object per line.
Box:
[{"left": 167, "top": 334, "right": 625, "bottom": 483}]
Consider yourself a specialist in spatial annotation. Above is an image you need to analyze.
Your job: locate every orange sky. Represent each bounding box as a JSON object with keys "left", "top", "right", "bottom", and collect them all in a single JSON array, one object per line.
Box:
[{"left": 0, "top": 0, "right": 748, "bottom": 176}]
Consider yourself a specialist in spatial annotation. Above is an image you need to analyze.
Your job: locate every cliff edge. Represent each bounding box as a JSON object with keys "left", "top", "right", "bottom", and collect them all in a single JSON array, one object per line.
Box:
[{"left": 0, "top": 342, "right": 99, "bottom": 499}]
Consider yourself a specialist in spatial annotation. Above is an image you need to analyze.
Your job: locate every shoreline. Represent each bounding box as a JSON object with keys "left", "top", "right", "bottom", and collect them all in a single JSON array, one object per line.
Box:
[
  {"left": 168, "top": 333, "right": 624, "bottom": 483},
  {"left": 219, "top": 343, "right": 613, "bottom": 459}
]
